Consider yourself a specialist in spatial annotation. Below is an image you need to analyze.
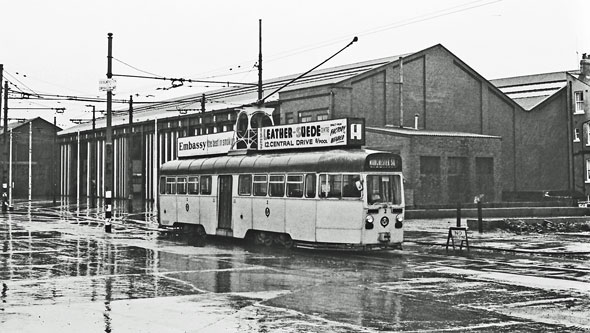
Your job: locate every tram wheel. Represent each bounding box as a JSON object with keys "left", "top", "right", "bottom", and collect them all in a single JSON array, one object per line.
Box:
[
  {"left": 263, "top": 234, "right": 274, "bottom": 247},
  {"left": 186, "top": 225, "right": 206, "bottom": 246},
  {"left": 254, "top": 231, "right": 267, "bottom": 245},
  {"left": 278, "top": 234, "right": 294, "bottom": 249}
]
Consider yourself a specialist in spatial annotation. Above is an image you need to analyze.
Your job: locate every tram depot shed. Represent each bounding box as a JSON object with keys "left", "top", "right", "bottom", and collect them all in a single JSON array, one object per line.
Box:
[
  {"left": 1, "top": 117, "right": 61, "bottom": 199},
  {"left": 57, "top": 43, "right": 590, "bottom": 208}
]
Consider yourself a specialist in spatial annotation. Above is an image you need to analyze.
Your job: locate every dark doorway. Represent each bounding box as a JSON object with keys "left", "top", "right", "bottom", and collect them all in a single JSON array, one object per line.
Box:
[{"left": 217, "top": 175, "right": 233, "bottom": 230}]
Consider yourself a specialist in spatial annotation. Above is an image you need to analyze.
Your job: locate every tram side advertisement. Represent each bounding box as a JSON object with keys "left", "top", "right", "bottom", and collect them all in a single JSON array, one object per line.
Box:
[{"left": 258, "top": 118, "right": 365, "bottom": 151}]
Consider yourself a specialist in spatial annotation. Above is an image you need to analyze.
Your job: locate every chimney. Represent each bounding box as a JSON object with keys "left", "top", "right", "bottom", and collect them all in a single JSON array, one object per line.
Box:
[{"left": 581, "top": 53, "right": 590, "bottom": 83}]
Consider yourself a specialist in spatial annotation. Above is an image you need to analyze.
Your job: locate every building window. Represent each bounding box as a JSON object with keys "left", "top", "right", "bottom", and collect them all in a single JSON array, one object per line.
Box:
[
  {"left": 575, "top": 128, "right": 581, "bottom": 142},
  {"left": 587, "top": 124, "right": 590, "bottom": 146},
  {"left": 575, "top": 91, "right": 584, "bottom": 113},
  {"left": 285, "top": 112, "right": 294, "bottom": 124},
  {"left": 299, "top": 112, "right": 313, "bottom": 123},
  {"left": 586, "top": 159, "right": 590, "bottom": 182},
  {"left": 316, "top": 113, "right": 329, "bottom": 121}
]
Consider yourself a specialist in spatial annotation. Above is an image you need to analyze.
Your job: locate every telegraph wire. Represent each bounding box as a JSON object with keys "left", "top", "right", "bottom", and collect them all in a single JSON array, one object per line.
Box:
[
  {"left": 261, "top": 0, "right": 502, "bottom": 65},
  {"left": 112, "top": 57, "right": 164, "bottom": 78}
]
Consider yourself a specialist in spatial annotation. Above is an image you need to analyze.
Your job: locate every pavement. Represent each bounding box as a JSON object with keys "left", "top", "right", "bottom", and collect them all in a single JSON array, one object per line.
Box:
[{"left": 404, "top": 217, "right": 590, "bottom": 256}]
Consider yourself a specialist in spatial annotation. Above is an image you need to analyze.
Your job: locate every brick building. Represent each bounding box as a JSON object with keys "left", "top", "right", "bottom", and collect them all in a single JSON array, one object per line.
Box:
[
  {"left": 491, "top": 54, "right": 590, "bottom": 201},
  {"left": 1, "top": 117, "right": 61, "bottom": 200},
  {"left": 57, "top": 44, "right": 587, "bottom": 207},
  {"left": 278, "top": 44, "right": 518, "bottom": 206}
]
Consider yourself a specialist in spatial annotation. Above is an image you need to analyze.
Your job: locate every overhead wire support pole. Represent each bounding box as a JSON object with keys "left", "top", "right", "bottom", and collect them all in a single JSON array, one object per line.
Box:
[
  {"left": 127, "top": 95, "right": 133, "bottom": 214},
  {"left": 257, "top": 19, "right": 263, "bottom": 103},
  {"left": 257, "top": 36, "right": 358, "bottom": 105},
  {"left": 2, "top": 81, "right": 7, "bottom": 212},
  {"left": 105, "top": 32, "right": 113, "bottom": 233},
  {"left": 53, "top": 116, "right": 57, "bottom": 205}
]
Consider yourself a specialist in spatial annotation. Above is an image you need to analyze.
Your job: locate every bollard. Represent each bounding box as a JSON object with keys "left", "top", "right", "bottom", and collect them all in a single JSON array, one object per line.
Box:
[
  {"left": 456, "top": 202, "right": 461, "bottom": 227},
  {"left": 477, "top": 200, "right": 483, "bottom": 233},
  {"left": 1, "top": 183, "right": 7, "bottom": 213},
  {"left": 128, "top": 194, "right": 133, "bottom": 214},
  {"left": 105, "top": 190, "right": 112, "bottom": 233}
]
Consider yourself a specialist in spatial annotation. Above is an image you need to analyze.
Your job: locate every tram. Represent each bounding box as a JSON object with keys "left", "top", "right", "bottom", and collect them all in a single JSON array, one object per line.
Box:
[
  {"left": 158, "top": 113, "right": 405, "bottom": 250},
  {"left": 158, "top": 114, "right": 405, "bottom": 250}
]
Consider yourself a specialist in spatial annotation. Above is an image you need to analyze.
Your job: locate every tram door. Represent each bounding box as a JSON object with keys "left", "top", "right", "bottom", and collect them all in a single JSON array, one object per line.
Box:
[{"left": 217, "top": 175, "right": 233, "bottom": 230}]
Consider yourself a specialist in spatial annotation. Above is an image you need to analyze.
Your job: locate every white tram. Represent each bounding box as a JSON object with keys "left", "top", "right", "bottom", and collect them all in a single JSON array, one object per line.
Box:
[{"left": 158, "top": 149, "right": 405, "bottom": 250}]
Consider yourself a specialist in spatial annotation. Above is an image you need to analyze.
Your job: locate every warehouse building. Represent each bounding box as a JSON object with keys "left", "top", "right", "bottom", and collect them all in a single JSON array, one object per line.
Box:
[
  {"left": 1, "top": 117, "right": 61, "bottom": 200},
  {"left": 57, "top": 44, "right": 589, "bottom": 207}
]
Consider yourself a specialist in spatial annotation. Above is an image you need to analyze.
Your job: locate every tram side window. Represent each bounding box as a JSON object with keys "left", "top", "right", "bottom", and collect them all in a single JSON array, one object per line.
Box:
[
  {"left": 166, "top": 177, "right": 176, "bottom": 194},
  {"left": 253, "top": 175, "right": 268, "bottom": 196},
  {"left": 159, "top": 177, "right": 166, "bottom": 195},
  {"left": 200, "top": 176, "right": 212, "bottom": 195},
  {"left": 305, "top": 174, "right": 316, "bottom": 198},
  {"left": 187, "top": 176, "right": 199, "bottom": 195},
  {"left": 176, "top": 177, "right": 187, "bottom": 194},
  {"left": 319, "top": 174, "right": 342, "bottom": 198},
  {"left": 238, "top": 175, "right": 252, "bottom": 196},
  {"left": 342, "top": 174, "right": 361, "bottom": 198},
  {"left": 287, "top": 174, "right": 303, "bottom": 197},
  {"left": 269, "top": 175, "right": 285, "bottom": 197}
]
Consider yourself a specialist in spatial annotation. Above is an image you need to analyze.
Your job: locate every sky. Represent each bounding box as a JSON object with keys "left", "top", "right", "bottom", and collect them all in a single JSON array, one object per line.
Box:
[{"left": 1, "top": 0, "right": 589, "bottom": 129}]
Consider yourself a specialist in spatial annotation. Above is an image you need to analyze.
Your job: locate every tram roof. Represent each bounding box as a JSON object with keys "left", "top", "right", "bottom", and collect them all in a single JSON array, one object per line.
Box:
[{"left": 160, "top": 149, "right": 401, "bottom": 175}]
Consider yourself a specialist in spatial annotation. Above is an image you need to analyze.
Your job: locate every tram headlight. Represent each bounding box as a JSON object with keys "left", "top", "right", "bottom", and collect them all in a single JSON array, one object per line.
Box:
[
  {"left": 395, "top": 214, "right": 403, "bottom": 229},
  {"left": 365, "top": 215, "right": 374, "bottom": 230}
]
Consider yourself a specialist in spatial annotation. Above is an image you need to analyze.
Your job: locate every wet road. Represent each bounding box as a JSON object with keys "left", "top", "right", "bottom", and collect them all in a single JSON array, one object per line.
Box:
[{"left": 1, "top": 200, "right": 590, "bottom": 332}]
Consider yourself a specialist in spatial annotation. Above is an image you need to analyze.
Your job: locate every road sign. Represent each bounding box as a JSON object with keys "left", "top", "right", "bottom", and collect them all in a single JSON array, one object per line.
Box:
[
  {"left": 99, "top": 79, "right": 117, "bottom": 92},
  {"left": 446, "top": 227, "right": 469, "bottom": 251}
]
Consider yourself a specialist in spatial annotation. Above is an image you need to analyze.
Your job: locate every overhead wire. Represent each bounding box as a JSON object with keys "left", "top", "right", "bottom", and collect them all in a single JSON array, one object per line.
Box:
[{"left": 5, "top": 0, "right": 502, "bottom": 122}]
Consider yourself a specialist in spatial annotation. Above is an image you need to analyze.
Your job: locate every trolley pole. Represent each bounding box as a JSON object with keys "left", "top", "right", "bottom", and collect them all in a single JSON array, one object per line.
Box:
[{"left": 105, "top": 32, "right": 114, "bottom": 233}]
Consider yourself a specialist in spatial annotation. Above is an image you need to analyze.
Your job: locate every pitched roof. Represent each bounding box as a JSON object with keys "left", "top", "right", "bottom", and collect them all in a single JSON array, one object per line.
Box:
[
  {"left": 60, "top": 54, "right": 409, "bottom": 135},
  {"left": 367, "top": 126, "right": 501, "bottom": 139},
  {"left": 490, "top": 71, "right": 572, "bottom": 110},
  {"left": 0, "top": 117, "right": 61, "bottom": 135}
]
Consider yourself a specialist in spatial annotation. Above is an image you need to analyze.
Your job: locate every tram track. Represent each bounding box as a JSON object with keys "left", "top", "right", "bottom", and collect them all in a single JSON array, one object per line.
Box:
[{"left": 9, "top": 207, "right": 590, "bottom": 289}]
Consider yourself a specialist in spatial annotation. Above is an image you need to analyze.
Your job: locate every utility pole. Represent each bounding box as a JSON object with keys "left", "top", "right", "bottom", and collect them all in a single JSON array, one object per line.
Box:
[
  {"left": 399, "top": 56, "right": 404, "bottom": 128},
  {"left": 2, "top": 80, "right": 7, "bottom": 212},
  {"left": 257, "top": 19, "right": 263, "bottom": 103},
  {"left": 53, "top": 116, "right": 57, "bottom": 205},
  {"left": 8, "top": 128, "right": 12, "bottom": 210},
  {"left": 127, "top": 95, "right": 133, "bottom": 213},
  {"left": 105, "top": 33, "right": 114, "bottom": 233},
  {"left": 28, "top": 121, "right": 32, "bottom": 201},
  {"left": 1, "top": 65, "right": 5, "bottom": 140}
]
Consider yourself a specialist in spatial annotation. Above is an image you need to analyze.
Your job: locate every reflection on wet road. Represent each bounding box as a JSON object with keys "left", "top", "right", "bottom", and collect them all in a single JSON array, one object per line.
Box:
[{"left": 1, "top": 200, "right": 590, "bottom": 332}]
